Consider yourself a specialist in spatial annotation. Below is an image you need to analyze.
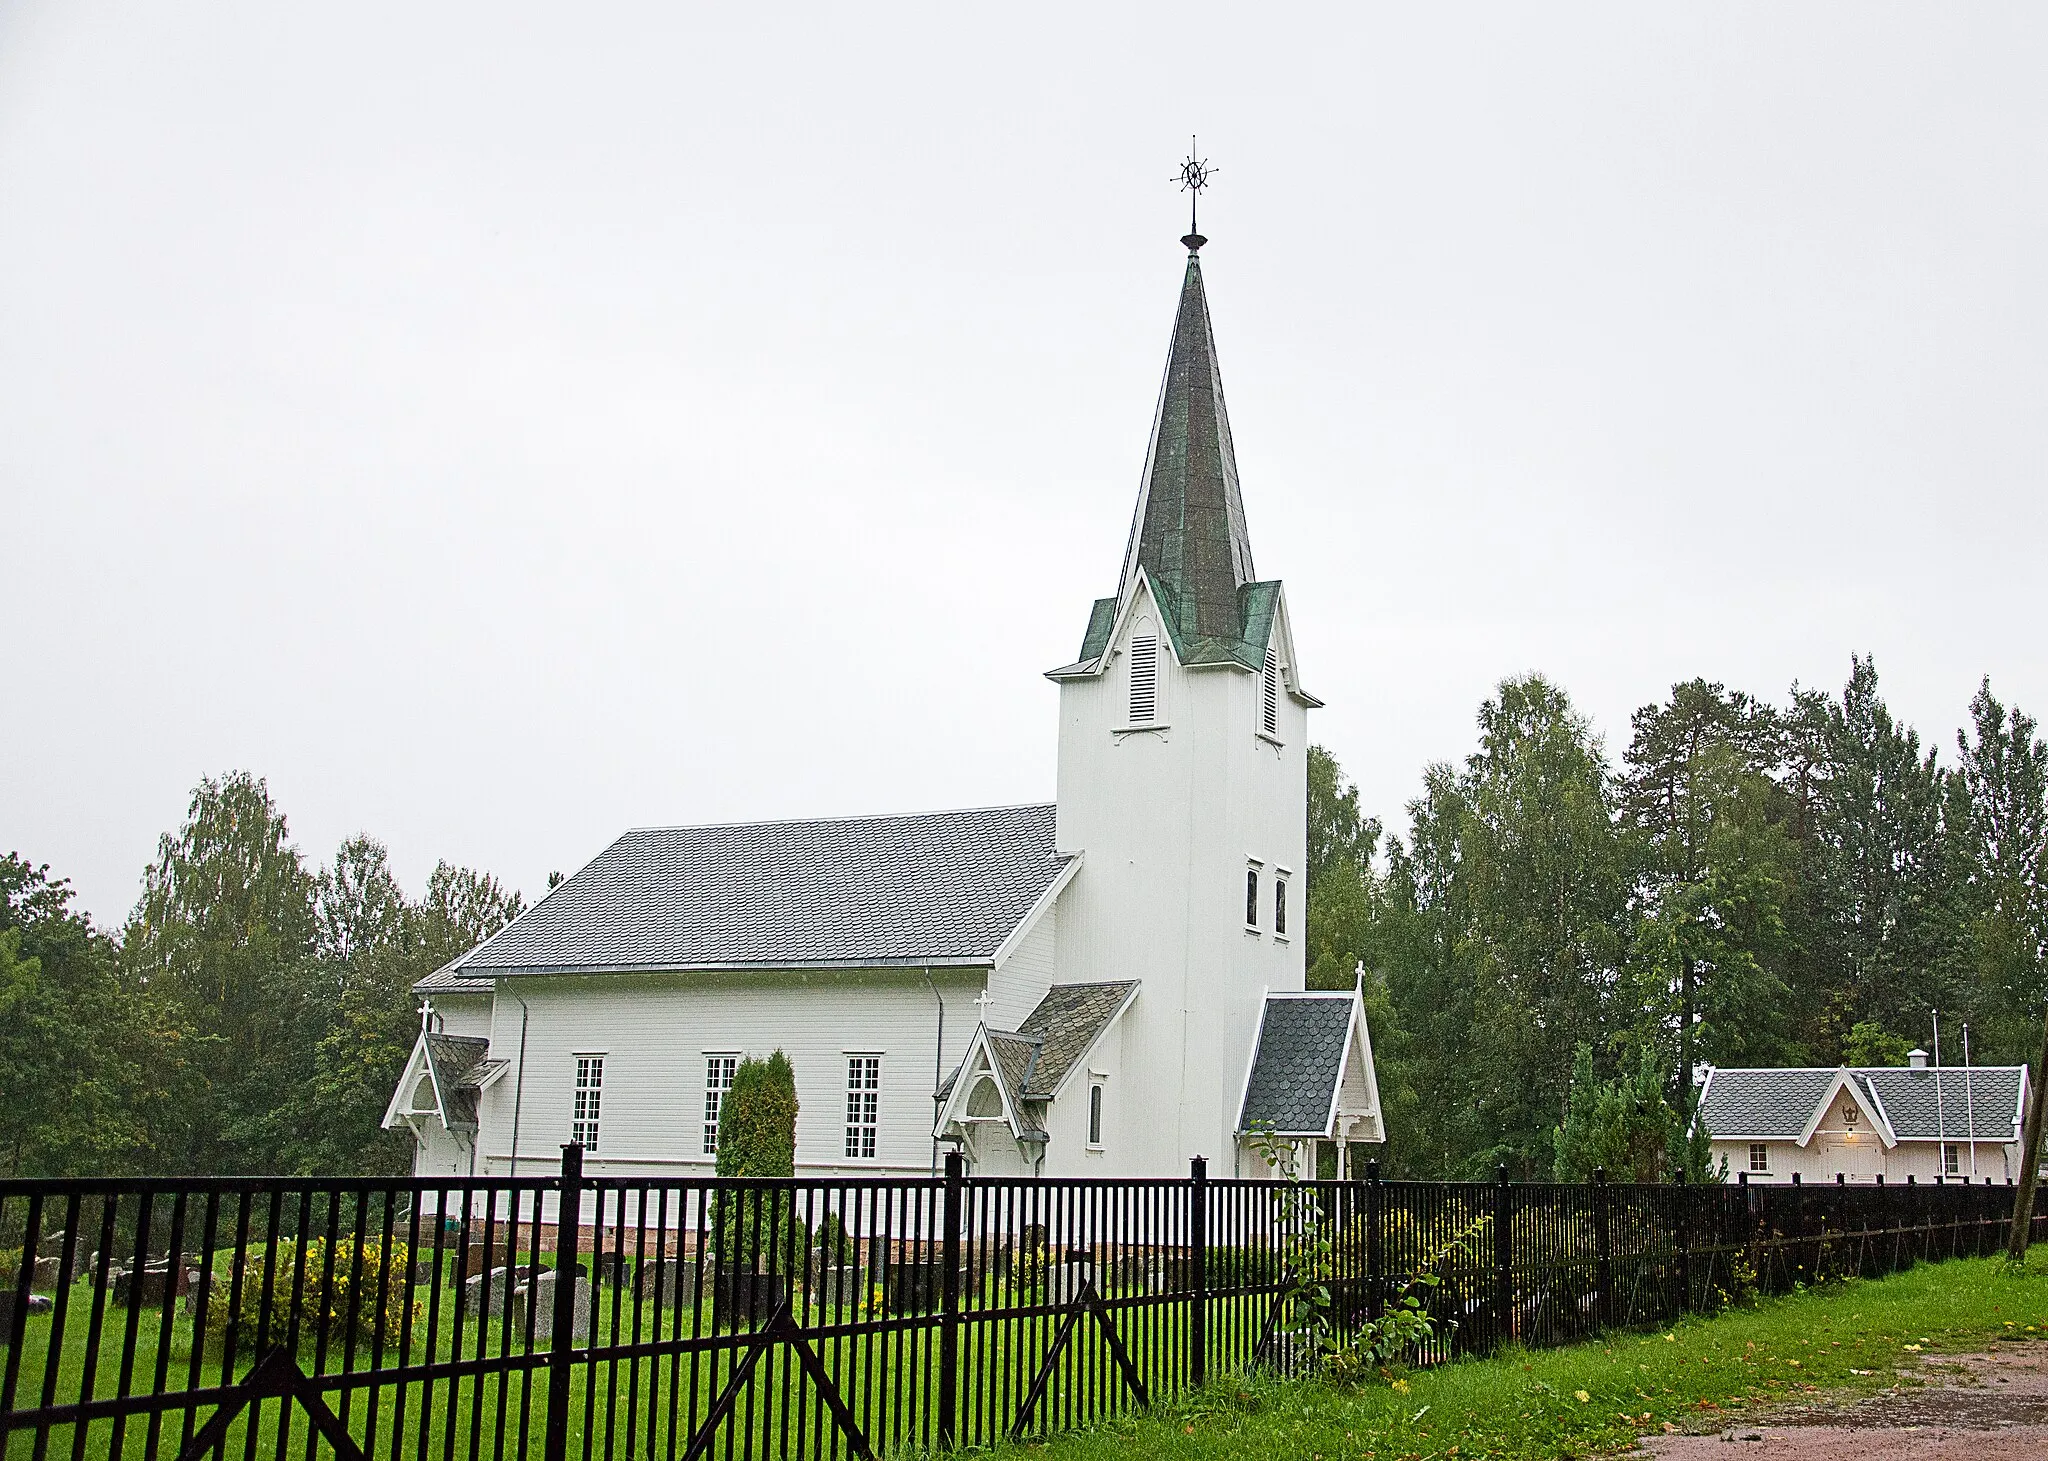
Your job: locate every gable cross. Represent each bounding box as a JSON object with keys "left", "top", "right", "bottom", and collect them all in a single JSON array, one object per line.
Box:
[
  {"left": 974, "top": 989, "right": 997, "bottom": 1026},
  {"left": 419, "top": 999, "right": 437, "bottom": 1033}
]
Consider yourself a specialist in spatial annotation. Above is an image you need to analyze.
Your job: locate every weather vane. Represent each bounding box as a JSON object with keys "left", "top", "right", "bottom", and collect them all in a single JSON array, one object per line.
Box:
[{"left": 1174, "top": 137, "right": 1216, "bottom": 248}]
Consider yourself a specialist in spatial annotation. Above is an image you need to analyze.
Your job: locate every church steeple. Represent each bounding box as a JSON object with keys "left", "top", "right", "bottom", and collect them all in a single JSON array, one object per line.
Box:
[{"left": 1115, "top": 240, "right": 1264, "bottom": 665}]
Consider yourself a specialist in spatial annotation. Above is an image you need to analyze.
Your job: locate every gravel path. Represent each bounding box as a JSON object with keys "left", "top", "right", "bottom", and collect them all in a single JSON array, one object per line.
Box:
[{"left": 1638, "top": 1344, "right": 2048, "bottom": 1460}]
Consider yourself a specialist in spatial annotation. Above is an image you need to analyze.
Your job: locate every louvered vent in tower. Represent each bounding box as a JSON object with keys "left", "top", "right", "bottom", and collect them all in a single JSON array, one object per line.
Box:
[
  {"left": 1261, "top": 647, "right": 1280, "bottom": 737},
  {"left": 1128, "top": 635, "right": 1159, "bottom": 725}
]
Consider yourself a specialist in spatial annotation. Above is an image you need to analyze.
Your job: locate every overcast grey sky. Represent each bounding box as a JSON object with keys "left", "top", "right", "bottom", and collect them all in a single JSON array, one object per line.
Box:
[{"left": 3, "top": 3, "right": 2044, "bottom": 927}]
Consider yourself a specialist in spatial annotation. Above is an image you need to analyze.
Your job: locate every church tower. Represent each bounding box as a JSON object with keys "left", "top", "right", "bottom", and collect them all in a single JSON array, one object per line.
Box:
[{"left": 1046, "top": 232, "right": 1320, "bottom": 1174}]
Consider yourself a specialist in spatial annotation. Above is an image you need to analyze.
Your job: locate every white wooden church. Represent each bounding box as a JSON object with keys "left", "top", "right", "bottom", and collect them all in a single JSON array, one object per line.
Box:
[{"left": 385, "top": 230, "right": 1385, "bottom": 1181}]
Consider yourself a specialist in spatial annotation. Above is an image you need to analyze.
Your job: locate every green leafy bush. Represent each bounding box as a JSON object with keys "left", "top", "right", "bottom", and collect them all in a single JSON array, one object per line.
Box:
[{"left": 203, "top": 1238, "right": 417, "bottom": 1348}]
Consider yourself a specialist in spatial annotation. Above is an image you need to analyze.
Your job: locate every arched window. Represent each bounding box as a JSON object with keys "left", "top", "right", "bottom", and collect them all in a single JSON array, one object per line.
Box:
[
  {"left": 1128, "top": 634, "right": 1159, "bottom": 725},
  {"left": 1245, "top": 867, "right": 1260, "bottom": 928},
  {"left": 1261, "top": 647, "right": 1280, "bottom": 737},
  {"left": 966, "top": 1074, "right": 1004, "bottom": 1119}
]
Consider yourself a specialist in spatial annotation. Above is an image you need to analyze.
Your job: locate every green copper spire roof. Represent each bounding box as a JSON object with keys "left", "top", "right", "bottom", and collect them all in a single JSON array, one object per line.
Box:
[
  {"left": 1048, "top": 238, "right": 1290, "bottom": 682},
  {"left": 1117, "top": 242, "right": 1269, "bottom": 667}
]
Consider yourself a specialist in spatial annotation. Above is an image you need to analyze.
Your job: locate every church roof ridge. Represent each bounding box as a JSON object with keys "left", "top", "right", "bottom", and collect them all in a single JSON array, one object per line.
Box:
[{"left": 613, "top": 800, "right": 1059, "bottom": 837}]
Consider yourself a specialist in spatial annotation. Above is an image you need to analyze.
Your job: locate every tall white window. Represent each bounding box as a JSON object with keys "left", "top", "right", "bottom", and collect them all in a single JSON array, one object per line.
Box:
[
  {"left": 1748, "top": 1142, "right": 1768, "bottom": 1173},
  {"left": 1261, "top": 647, "right": 1280, "bottom": 737},
  {"left": 1127, "top": 635, "right": 1159, "bottom": 725},
  {"left": 1274, "top": 877, "right": 1289, "bottom": 937},
  {"left": 572, "top": 1056, "right": 604, "bottom": 1151},
  {"left": 1943, "top": 1143, "right": 1961, "bottom": 1176},
  {"left": 845, "top": 1055, "right": 881, "bottom": 1159},
  {"left": 1245, "top": 867, "right": 1260, "bottom": 928},
  {"left": 703, "top": 1054, "right": 738, "bottom": 1154},
  {"left": 1088, "top": 1080, "right": 1105, "bottom": 1148}
]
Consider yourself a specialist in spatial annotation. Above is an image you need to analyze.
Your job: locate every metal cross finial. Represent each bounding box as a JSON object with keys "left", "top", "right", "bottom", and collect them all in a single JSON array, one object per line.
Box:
[
  {"left": 419, "top": 998, "right": 436, "bottom": 1032},
  {"left": 974, "top": 988, "right": 997, "bottom": 1025},
  {"left": 1173, "top": 137, "right": 1217, "bottom": 249}
]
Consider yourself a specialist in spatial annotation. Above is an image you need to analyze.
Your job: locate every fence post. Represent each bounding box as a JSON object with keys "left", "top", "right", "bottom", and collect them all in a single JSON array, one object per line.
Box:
[
  {"left": 1366, "top": 1159, "right": 1383, "bottom": 1322},
  {"left": 544, "top": 1143, "right": 584, "bottom": 1461},
  {"left": 938, "top": 1150, "right": 964, "bottom": 1449},
  {"left": 1673, "top": 1171, "right": 1692, "bottom": 1317},
  {"left": 1189, "top": 1155, "right": 1208, "bottom": 1390},
  {"left": 1493, "top": 1164, "right": 1513, "bottom": 1347},
  {"left": 1592, "top": 1167, "right": 1612, "bottom": 1330}
]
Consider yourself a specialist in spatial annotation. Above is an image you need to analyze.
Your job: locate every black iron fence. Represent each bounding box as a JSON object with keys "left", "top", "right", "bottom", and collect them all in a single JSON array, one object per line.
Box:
[{"left": 2, "top": 1149, "right": 2037, "bottom": 1461}]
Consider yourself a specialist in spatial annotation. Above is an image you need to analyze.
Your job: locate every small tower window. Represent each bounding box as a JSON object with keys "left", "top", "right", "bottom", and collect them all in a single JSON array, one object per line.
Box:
[
  {"left": 1128, "top": 634, "right": 1159, "bottom": 725},
  {"left": 1261, "top": 647, "right": 1280, "bottom": 737},
  {"left": 1088, "top": 1080, "right": 1105, "bottom": 1147},
  {"left": 1245, "top": 867, "right": 1260, "bottom": 928},
  {"left": 1274, "top": 877, "right": 1288, "bottom": 937}
]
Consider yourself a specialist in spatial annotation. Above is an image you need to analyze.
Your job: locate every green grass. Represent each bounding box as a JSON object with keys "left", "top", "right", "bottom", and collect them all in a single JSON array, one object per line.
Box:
[{"left": 1007, "top": 1252, "right": 2048, "bottom": 1461}]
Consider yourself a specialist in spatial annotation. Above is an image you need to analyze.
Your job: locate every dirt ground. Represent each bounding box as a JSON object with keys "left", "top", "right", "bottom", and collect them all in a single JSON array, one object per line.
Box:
[{"left": 1637, "top": 1343, "right": 2048, "bottom": 1460}]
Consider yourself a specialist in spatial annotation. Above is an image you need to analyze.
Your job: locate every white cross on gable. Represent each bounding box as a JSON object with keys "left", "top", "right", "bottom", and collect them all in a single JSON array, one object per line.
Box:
[
  {"left": 974, "top": 989, "right": 997, "bottom": 1025},
  {"left": 419, "top": 999, "right": 436, "bottom": 1032}
]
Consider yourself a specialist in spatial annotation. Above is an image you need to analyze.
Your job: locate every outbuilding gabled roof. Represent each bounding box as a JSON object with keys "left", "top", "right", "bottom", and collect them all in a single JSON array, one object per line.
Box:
[
  {"left": 1699, "top": 1064, "right": 2029, "bottom": 1144},
  {"left": 436, "top": 803, "right": 1066, "bottom": 978}
]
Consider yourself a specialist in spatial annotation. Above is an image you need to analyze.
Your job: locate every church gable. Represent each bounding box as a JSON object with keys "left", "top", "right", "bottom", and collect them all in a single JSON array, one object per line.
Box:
[{"left": 382, "top": 1031, "right": 503, "bottom": 1134}]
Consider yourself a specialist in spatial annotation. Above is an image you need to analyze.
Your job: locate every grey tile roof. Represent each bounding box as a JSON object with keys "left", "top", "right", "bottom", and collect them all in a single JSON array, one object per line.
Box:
[
  {"left": 1014, "top": 982, "right": 1138, "bottom": 1096},
  {"left": 415, "top": 955, "right": 494, "bottom": 995},
  {"left": 1700, "top": 1066, "right": 2028, "bottom": 1141},
  {"left": 934, "top": 983, "right": 1137, "bottom": 1128},
  {"left": 450, "top": 804, "right": 1064, "bottom": 975},
  {"left": 1862, "top": 1068, "right": 2025, "bottom": 1139},
  {"left": 1698, "top": 1068, "right": 1840, "bottom": 1139},
  {"left": 424, "top": 1034, "right": 497, "bottom": 1128},
  {"left": 1238, "top": 995, "right": 1353, "bottom": 1136}
]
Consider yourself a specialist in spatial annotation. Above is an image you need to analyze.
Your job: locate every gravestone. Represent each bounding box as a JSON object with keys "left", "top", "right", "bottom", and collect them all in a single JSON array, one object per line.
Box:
[
  {"left": 526, "top": 1271, "right": 589, "bottom": 1344},
  {"left": 712, "top": 1269, "right": 789, "bottom": 1328},
  {"left": 462, "top": 1266, "right": 520, "bottom": 1321},
  {"left": 1047, "top": 1253, "right": 1094, "bottom": 1308},
  {"left": 812, "top": 1265, "right": 862, "bottom": 1309},
  {"left": 636, "top": 1259, "right": 700, "bottom": 1309},
  {"left": 112, "top": 1265, "right": 184, "bottom": 1307}
]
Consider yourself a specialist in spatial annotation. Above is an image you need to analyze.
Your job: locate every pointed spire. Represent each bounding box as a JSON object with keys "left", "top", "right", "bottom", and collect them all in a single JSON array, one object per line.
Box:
[{"left": 1117, "top": 240, "right": 1257, "bottom": 653}]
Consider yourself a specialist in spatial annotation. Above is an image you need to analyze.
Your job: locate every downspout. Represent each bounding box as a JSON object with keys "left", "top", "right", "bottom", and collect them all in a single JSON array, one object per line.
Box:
[
  {"left": 920, "top": 968, "right": 944, "bottom": 1178},
  {"left": 508, "top": 996, "right": 532, "bottom": 1179}
]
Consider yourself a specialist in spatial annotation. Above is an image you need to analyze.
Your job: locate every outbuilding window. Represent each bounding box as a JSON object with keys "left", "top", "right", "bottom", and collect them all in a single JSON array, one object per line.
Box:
[
  {"left": 1943, "top": 1143, "right": 1961, "bottom": 1176},
  {"left": 845, "top": 1055, "right": 881, "bottom": 1159},
  {"left": 572, "top": 1056, "right": 604, "bottom": 1152},
  {"left": 1748, "top": 1143, "right": 1768, "bottom": 1173}
]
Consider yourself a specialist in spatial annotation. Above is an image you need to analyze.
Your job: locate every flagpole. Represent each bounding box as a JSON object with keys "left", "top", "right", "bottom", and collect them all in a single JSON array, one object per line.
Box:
[{"left": 1964, "top": 1023, "right": 1978, "bottom": 1179}]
